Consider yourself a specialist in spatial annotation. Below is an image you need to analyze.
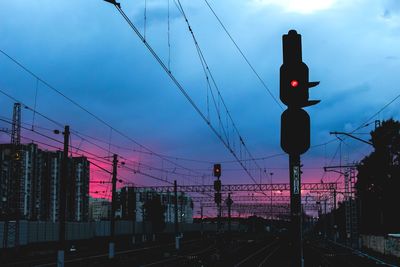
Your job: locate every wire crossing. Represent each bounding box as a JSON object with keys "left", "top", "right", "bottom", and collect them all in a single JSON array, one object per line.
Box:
[
  {"left": 106, "top": 1, "right": 269, "bottom": 193},
  {"left": 203, "top": 0, "right": 283, "bottom": 110},
  {"left": 0, "top": 87, "right": 208, "bottom": 188},
  {"left": 0, "top": 48, "right": 208, "bottom": 182}
]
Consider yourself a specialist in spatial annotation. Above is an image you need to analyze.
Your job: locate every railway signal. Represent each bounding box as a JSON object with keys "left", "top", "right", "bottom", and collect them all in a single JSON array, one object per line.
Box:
[
  {"left": 213, "top": 163, "right": 221, "bottom": 177},
  {"left": 279, "top": 29, "right": 320, "bottom": 267},
  {"left": 280, "top": 30, "right": 320, "bottom": 155},
  {"left": 213, "top": 163, "right": 222, "bottom": 232}
]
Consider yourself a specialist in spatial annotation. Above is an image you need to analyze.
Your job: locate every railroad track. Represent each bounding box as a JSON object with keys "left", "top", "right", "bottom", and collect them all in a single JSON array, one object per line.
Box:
[
  {"left": 64, "top": 238, "right": 208, "bottom": 267},
  {"left": 139, "top": 242, "right": 216, "bottom": 267},
  {"left": 304, "top": 239, "right": 395, "bottom": 267},
  {"left": 234, "top": 240, "right": 281, "bottom": 267},
  {"left": 2, "top": 238, "right": 203, "bottom": 267},
  {"left": 306, "top": 241, "right": 359, "bottom": 267},
  {"left": 227, "top": 238, "right": 284, "bottom": 267}
]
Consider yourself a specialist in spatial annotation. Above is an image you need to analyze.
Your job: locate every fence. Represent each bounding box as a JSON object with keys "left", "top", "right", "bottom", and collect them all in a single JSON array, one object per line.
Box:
[
  {"left": 361, "top": 234, "right": 400, "bottom": 258},
  {"left": 0, "top": 220, "right": 219, "bottom": 248}
]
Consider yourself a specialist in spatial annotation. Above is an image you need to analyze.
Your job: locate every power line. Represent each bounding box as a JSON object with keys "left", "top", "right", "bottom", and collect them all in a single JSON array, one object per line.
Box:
[
  {"left": 320, "top": 90, "right": 400, "bottom": 183},
  {"left": 325, "top": 91, "right": 400, "bottom": 177},
  {"left": 1, "top": 119, "right": 174, "bottom": 188},
  {"left": 0, "top": 49, "right": 207, "bottom": 177},
  {"left": 0, "top": 111, "right": 198, "bottom": 187},
  {"left": 7, "top": 118, "right": 202, "bottom": 184},
  {"left": 250, "top": 92, "right": 400, "bottom": 164},
  {"left": 203, "top": 0, "right": 283, "bottom": 110},
  {"left": 108, "top": 1, "right": 271, "bottom": 192},
  {"left": 351, "top": 92, "right": 400, "bottom": 133},
  {"left": 0, "top": 87, "right": 210, "bottom": 184}
]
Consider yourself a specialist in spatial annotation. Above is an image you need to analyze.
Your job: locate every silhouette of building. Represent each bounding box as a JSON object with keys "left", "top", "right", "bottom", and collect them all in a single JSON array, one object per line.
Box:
[
  {"left": 89, "top": 197, "right": 111, "bottom": 221},
  {"left": 0, "top": 143, "right": 90, "bottom": 222},
  {"left": 67, "top": 156, "right": 90, "bottom": 221},
  {"left": 117, "top": 186, "right": 193, "bottom": 223},
  {"left": 117, "top": 186, "right": 136, "bottom": 220}
]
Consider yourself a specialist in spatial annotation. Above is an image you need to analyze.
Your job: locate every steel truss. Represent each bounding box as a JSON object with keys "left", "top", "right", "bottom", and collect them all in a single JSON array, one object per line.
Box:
[
  {"left": 191, "top": 195, "right": 318, "bottom": 202},
  {"left": 200, "top": 202, "right": 319, "bottom": 210},
  {"left": 133, "top": 182, "right": 337, "bottom": 193}
]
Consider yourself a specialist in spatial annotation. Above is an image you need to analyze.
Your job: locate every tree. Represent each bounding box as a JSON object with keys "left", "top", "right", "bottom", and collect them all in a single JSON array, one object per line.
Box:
[
  {"left": 143, "top": 194, "right": 166, "bottom": 234},
  {"left": 356, "top": 119, "right": 400, "bottom": 234}
]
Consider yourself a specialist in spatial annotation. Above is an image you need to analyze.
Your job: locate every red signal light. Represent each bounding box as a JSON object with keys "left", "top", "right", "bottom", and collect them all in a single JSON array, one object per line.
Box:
[
  {"left": 213, "top": 163, "right": 221, "bottom": 177},
  {"left": 290, "top": 80, "right": 299, "bottom": 88}
]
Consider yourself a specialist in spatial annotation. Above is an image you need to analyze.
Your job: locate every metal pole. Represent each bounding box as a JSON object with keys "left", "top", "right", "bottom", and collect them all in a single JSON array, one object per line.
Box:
[
  {"left": 58, "top": 125, "right": 69, "bottom": 267},
  {"left": 174, "top": 180, "right": 179, "bottom": 250},
  {"left": 142, "top": 205, "right": 146, "bottom": 242},
  {"left": 200, "top": 205, "right": 204, "bottom": 235},
  {"left": 217, "top": 178, "right": 221, "bottom": 233},
  {"left": 180, "top": 192, "right": 184, "bottom": 223},
  {"left": 109, "top": 154, "right": 118, "bottom": 259},
  {"left": 132, "top": 187, "right": 136, "bottom": 245},
  {"left": 270, "top": 172, "right": 273, "bottom": 229},
  {"left": 333, "top": 189, "right": 337, "bottom": 241},
  {"left": 333, "top": 190, "right": 337, "bottom": 211},
  {"left": 289, "top": 154, "right": 303, "bottom": 267},
  {"left": 324, "top": 199, "right": 327, "bottom": 239},
  {"left": 227, "top": 193, "right": 232, "bottom": 234}
]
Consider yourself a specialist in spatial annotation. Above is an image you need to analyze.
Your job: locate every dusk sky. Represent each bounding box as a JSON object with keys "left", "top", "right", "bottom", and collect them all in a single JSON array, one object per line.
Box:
[{"left": 1, "top": 0, "right": 400, "bottom": 196}]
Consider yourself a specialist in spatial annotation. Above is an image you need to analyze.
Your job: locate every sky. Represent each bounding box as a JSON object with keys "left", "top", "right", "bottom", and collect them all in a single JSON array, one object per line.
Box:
[{"left": 0, "top": 0, "right": 400, "bottom": 197}]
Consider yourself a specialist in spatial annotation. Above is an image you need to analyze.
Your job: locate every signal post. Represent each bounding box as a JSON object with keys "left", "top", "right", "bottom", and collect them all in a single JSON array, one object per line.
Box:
[
  {"left": 213, "top": 164, "right": 223, "bottom": 251},
  {"left": 213, "top": 164, "right": 222, "bottom": 232},
  {"left": 280, "top": 30, "right": 320, "bottom": 267}
]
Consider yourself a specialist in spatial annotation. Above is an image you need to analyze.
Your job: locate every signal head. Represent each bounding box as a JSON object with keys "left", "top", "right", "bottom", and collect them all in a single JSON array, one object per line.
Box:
[
  {"left": 280, "top": 30, "right": 320, "bottom": 108},
  {"left": 213, "top": 163, "right": 221, "bottom": 177}
]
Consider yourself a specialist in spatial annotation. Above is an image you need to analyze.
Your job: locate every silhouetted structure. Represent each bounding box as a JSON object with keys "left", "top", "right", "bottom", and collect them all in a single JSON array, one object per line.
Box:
[
  {"left": 0, "top": 143, "right": 90, "bottom": 222},
  {"left": 89, "top": 197, "right": 111, "bottom": 221},
  {"left": 356, "top": 119, "right": 400, "bottom": 234},
  {"left": 116, "top": 186, "right": 193, "bottom": 223}
]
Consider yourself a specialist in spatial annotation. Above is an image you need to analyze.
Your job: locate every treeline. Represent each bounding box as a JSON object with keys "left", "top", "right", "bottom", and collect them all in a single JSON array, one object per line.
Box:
[{"left": 315, "top": 119, "right": 400, "bottom": 236}]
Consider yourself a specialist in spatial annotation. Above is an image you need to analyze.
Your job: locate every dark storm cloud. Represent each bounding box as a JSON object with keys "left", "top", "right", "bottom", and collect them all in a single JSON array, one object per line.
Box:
[{"left": 1, "top": 0, "right": 400, "bottom": 184}]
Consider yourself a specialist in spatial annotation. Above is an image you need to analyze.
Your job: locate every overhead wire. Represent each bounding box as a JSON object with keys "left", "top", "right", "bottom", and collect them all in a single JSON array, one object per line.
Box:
[
  {"left": 2, "top": 1, "right": 399, "bottom": 196},
  {"left": 203, "top": 0, "right": 283, "bottom": 110},
  {"left": 0, "top": 127, "right": 110, "bottom": 201},
  {"left": 0, "top": 87, "right": 210, "bottom": 185},
  {"left": 108, "top": 1, "right": 269, "bottom": 193},
  {"left": 0, "top": 49, "right": 208, "bottom": 178},
  {"left": 0, "top": 112, "right": 186, "bottom": 187},
  {"left": 350, "top": 92, "right": 400, "bottom": 134},
  {"left": 323, "top": 92, "right": 400, "bottom": 184}
]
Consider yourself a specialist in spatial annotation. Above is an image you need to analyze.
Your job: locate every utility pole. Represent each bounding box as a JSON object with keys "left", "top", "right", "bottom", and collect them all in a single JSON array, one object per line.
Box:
[
  {"left": 324, "top": 198, "right": 327, "bottom": 239},
  {"left": 333, "top": 189, "right": 337, "bottom": 241},
  {"left": 132, "top": 186, "right": 136, "bottom": 245},
  {"left": 174, "top": 180, "right": 179, "bottom": 250},
  {"left": 142, "top": 204, "right": 146, "bottom": 242},
  {"left": 57, "top": 125, "right": 69, "bottom": 267},
  {"left": 180, "top": 192, "right": 185, "bottom": 223},
  {"left": 333, "top": 189, "right": 337, "bottom": 211},
  {"left": 200, "top": 205, "right": 204, "bottom": 235},
  {"left": 227, "top": 193, "right": 233, "bottom": 235},
  {"left": 109, "top": 154, "right": 118, "bottom": 259},
  {"left": 270, "top": 172, "right": 274, "bottom": 231},
  {"left": 213, "top": 164, "right": 222, "bottom": 232},
  {"left": 280, "top": 30, "right": 320, "bottom": 267},
  {"left": 324, "top": 165, "right": 358, "bottom": 247}
]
